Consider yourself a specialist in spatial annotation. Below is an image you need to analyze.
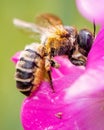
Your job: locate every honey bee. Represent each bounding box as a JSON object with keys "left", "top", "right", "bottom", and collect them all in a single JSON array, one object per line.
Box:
[{"left": 13, "top": 13, "right": 94, "bottom": 96}]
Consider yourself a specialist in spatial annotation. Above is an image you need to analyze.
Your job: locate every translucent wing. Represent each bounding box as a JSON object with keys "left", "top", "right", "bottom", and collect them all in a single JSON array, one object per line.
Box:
[
  {"left": 35, "top": 13, "right": 63, "bottom": 28},
  {"left": 13, "top": 18, "right": 46, "bottom": 40}
]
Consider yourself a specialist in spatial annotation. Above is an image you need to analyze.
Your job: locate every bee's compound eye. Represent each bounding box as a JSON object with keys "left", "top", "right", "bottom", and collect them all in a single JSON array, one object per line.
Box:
[{"left": 78, "top": 29, "right": 94, "bottom": 53}]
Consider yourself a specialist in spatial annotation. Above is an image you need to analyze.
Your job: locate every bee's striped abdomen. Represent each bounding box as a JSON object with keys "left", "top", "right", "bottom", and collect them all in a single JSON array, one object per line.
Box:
[{"left": 15, "top": 43, "right": 44, "bottom": 96}]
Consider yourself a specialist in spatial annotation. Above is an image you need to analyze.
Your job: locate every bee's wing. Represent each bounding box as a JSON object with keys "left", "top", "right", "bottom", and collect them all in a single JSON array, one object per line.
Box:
[
  {"left": 35, "top": 13, "right": 63, "bottom": 28},
  {"left": 13, "top": 18, "right": 45, "bottom": 40},
  {"left": 13, "top": 14, "right": 63, "bottom": 41}
]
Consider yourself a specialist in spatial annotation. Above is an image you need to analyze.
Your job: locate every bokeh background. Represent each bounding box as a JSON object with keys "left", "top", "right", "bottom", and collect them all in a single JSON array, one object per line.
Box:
[{"left": 0, "top": 0, "right": 97, "bottom": 130}]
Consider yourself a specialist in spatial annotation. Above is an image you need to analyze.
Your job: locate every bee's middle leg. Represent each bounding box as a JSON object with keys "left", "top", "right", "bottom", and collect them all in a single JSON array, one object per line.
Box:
[
  {"left": 45, "top": 56, "right": 60, "bottom": 71},
  {"left": 50, "top": 59, "right": 60, "bottom": 68}
]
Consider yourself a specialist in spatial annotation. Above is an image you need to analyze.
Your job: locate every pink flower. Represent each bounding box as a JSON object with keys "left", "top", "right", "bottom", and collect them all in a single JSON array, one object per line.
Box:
[
  {"left": 12, "top": 26, "right": 104, "bottom": 130},
  {"left": 76, "top": 0, "right": 104, "bottom": 25}
]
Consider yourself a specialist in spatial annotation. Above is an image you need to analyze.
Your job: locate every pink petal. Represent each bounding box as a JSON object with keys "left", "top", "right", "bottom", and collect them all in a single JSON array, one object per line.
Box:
[
  {"left": 11, "top": 51, "right": 21, "bottom": 64},
  {"left": 76, "top": 0, "right": 104, "bottom": 25}
]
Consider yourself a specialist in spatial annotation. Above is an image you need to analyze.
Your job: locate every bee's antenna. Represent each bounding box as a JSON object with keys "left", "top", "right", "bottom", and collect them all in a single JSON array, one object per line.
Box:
[{"left": 93, "top": 20, "right": 96, "bottom": 37}]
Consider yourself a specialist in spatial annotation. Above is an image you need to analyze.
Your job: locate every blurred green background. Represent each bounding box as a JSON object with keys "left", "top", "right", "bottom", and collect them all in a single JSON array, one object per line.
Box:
[{"left": 0, "top": 0, "right": 96, "bottom": 130}]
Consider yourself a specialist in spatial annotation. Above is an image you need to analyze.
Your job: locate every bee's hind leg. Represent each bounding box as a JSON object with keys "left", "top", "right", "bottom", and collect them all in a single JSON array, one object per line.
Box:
[
  {"left": 45, "top": 57, "right": 60, "bottom": 92},
  {"left": 47, "top": 70, "right": 55, "bottom": 92},
  {"left": 46, "top": 60, "right": 60, "bottom": 92}
]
